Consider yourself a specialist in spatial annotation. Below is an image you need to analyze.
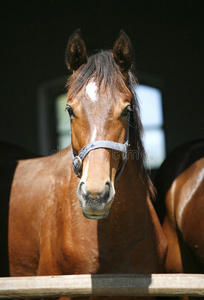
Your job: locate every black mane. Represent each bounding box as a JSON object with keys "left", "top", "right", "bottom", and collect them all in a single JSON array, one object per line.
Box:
[{"left": 67, "top": 50, "right": 130, "bottom": 96}]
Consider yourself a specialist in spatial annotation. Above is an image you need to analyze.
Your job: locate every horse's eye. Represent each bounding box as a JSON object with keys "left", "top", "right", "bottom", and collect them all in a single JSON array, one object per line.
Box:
[
  {"left": 66, "top": 105, "right": 75, "bottom": 118},
  {"left": 121, "top": 105, "right": 132, "bottom": 117}
]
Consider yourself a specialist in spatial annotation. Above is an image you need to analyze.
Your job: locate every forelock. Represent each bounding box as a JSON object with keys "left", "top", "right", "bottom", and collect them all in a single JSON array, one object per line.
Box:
[{"left": 66, "top": 50, "right": 130, "bottom": 98}]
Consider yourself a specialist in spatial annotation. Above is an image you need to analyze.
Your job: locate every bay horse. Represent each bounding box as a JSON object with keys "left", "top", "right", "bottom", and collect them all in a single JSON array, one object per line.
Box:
[
  {"left": 9, "top": 30, "right": 167, "bottom": 299},
  {"left": 154, "top": 139, "right": 204, "bottom": 277},
  {"left": 0, "top": 141, "right": 40, "bottom": 277}
]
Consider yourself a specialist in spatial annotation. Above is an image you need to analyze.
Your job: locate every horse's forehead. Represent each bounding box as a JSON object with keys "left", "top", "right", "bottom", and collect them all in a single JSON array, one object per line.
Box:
[
  {"left": 85, "top": 82, "right": 98, "bottom": 103},
  {"left": 84, "top": 80, "right": 114, "bottom": 104},
  {"left": 75, "top": 81, "right": 116, "bottom": 129},
  {"left": 81, "top": 80, "right": 117, "bottom": 111},
  {"left": 74, "top": 80, "right": 130, "bottom": 124}
]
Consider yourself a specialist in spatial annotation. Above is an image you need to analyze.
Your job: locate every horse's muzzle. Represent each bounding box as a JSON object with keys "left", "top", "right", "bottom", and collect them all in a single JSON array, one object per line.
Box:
[{"left": 77, "top": 181, "right": 114, "bottom": 219}]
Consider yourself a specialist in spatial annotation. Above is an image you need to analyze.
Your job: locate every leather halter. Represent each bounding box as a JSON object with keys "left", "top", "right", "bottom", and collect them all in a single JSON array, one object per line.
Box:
[{"left": 72, "top": 113, "right": 130, "bottom": 180}]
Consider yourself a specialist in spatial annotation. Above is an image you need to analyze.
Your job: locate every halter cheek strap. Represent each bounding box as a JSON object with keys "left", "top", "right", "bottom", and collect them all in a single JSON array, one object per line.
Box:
[{"left": 72, "top": 113, "right": 130, "bottom": 180}]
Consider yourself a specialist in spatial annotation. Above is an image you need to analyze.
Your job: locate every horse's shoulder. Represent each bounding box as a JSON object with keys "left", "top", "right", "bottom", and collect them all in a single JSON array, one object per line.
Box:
[
  {"left": 10, "top": 147, "right": 74, "bottom": 233},
  {"left": 154, "top": 139, "right": 204, "bottom": 223},
  {"left": 16, "top": 146, "right": 73, "bottom": 177},
  {"left": 173, "top": 156, "right": 204, "bottom": 213},
  {"left": 155, "top": 139, "right": 204, "bottom": 195}
]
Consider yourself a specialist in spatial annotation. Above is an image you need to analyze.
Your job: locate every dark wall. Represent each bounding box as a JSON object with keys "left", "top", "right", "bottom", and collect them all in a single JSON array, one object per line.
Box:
[{"left": 0, "top": 0, "right": 203, "bottom": 155}]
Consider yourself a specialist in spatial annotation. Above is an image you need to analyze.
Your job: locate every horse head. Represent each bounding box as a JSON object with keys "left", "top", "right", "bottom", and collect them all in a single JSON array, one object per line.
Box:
[{"left": 65, "top": 30, "right": 134, "bottom": 219}]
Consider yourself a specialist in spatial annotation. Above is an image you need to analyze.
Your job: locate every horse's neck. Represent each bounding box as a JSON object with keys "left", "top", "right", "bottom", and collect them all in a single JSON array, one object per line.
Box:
[
  {"left": 97, "top": 153, "right": 166, "bottom": 273},
  {"left": 103, "top": 154, "right": 150, "bottom": 234},
  {"left": 101, "top": 121, "right": 158, "bottom": 236}
]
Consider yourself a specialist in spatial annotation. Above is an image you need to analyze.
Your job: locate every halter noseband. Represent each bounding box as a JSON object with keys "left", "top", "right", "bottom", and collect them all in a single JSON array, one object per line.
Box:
[{"left": 72, "top": 113, "right": 130, "bottom": 180}]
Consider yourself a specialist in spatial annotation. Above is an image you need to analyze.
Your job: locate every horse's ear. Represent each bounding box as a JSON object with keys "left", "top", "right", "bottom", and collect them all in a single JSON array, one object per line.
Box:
[
  {"left": 65, "top": 29, "right": 87, "bottom": 71},
  {"left": 113, "top": 30, "right": 133, "bottom": 73}
]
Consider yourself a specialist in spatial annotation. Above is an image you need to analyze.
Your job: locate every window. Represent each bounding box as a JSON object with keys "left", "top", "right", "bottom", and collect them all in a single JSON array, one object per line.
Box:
[
  {"left": 55, "top": 94, "right": 71, "bottom": 150},
  {"left": 54, "top": 84, "right": 165, "bottom": 169},
  {"left": 136, "top": 85, "right": 165, "bottom": 168}
]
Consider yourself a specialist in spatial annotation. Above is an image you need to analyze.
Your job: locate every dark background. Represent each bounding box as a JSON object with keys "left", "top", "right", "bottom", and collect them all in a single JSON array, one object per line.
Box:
[{"left": 0, "top": 0, "right": 203, "bottom": 157}]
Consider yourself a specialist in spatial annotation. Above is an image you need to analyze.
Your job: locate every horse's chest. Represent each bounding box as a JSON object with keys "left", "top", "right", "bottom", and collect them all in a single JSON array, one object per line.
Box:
[
  {"left": 57, "top": 227, "right": 100, "bottom": 275},
  {"left": 61, "top": 245, "right": 136, "bottom": 275},
  {"left": 66, "top": 245, "right": 100, "bottom": 275},
  {"left": 58, "top": 236, "right": 134, "bottom": 275}
]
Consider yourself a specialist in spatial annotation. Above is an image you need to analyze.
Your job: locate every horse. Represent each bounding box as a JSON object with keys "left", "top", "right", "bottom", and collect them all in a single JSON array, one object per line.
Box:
[
  {"left": 154, "top": 139, "right": 204, "bottom": 278},
  {"left": 0, "top": 141, "right": 39, "bottom": 277},
  {"left": 8, "top": 30, "right": 167, "bottom": 300}
]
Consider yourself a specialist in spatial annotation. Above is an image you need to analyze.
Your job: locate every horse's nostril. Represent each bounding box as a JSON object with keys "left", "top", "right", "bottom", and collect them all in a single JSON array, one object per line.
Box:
[
  {"left": 79, "top": 182, "right": 89, "bottom": 199},
  {"left": 104, "top": 182, "right": 109, "bottom": 192},
  {"left": 104, "top": 181, "right": 111, "bottom": 194},
  {"left": 105, "top": 181, "right": 111, "bottom": 188},
  {"left": 79, "top": 181, "right": 111, "bottom": 204},
  {"left": 101, "top": 182, "right": 111, "bottom": 203}
]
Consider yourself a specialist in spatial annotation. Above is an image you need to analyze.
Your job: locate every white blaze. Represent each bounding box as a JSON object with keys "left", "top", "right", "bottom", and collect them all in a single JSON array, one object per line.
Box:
[
  {"left": 86, "top": 82, "right": 98, "bottom": 102},
  {"left": 91, "top": 126, "right": 97, "bottom": 142}
]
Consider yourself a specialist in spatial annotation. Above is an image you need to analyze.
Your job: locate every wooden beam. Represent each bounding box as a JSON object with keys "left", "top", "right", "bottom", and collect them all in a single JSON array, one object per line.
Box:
[{"left": 0, "top": 274, "right": 204, "bottom": 298}]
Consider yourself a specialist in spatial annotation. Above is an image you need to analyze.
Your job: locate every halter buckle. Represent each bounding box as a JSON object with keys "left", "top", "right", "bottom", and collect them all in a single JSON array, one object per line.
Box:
[{"left": 73, "top": 156, "right": 83, "bottom": 176}]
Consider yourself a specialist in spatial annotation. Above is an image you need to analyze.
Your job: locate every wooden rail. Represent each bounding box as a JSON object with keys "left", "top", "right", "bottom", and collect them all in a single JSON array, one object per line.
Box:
[{"left": 0, "top": 274, "right": 204, "bottom": 298}]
